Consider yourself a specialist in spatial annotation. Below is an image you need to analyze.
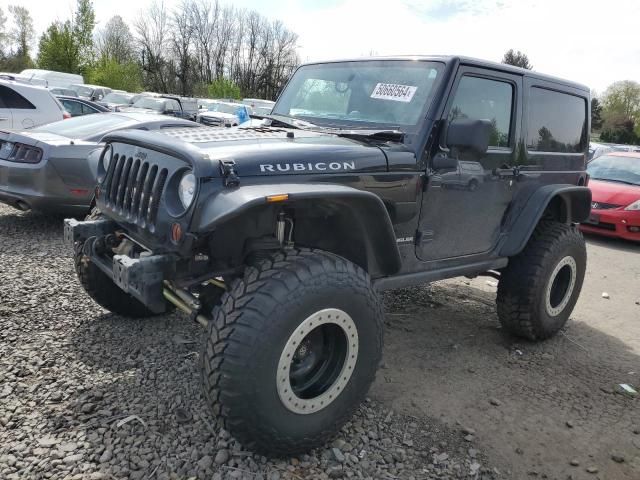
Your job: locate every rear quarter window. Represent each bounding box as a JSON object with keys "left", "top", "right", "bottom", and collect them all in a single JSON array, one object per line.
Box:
[
  {"left": 0, "top": 85, "right": 36, "bottom": 109},
  {"left": 527, "top": 87, "right": 587, "bottom": 153}
]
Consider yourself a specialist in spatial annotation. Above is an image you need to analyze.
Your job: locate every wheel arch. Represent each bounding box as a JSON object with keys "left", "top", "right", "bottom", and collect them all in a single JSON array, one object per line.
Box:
[
  {"left": 499, "top": 185, "right": 591, "bottom": 257},
  {"left": 194, "top": 184, "right": 402, "bottom": 277}
]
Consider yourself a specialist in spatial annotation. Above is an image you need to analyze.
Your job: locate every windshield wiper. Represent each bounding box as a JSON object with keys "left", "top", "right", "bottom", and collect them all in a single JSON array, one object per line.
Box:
[
  {"left": 590, "top": 177, "right": 638, "bottom": 186},
  {"left": 335, "top": 129, "right": 405, "bottom": 142},
  {"left": 262, "top": 114, "right": 318, "bottom": 130}
]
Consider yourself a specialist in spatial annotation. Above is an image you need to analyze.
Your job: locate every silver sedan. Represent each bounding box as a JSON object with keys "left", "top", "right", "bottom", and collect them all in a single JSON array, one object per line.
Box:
[{"left": 0, "top": 112, "right": 201, "bottom": 215}]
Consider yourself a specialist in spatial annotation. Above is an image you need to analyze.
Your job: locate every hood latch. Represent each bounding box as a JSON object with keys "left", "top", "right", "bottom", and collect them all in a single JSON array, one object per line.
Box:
[{"left": 219, "top": 159, "right": 240, "bottom": 187}]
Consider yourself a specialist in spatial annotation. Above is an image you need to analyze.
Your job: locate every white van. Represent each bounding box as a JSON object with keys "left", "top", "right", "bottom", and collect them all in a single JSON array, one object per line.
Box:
[
  {"left": 19, "top": 69, "right": 84, "bottom": 89},
  {"left": 0, "top": 72, "right": 48, "bottom": 88}
]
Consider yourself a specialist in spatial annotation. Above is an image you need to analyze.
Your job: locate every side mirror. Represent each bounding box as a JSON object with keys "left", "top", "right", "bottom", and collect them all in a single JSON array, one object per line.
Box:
[{"left": 446, "top": 118, "right": 492, "bottom": 155}]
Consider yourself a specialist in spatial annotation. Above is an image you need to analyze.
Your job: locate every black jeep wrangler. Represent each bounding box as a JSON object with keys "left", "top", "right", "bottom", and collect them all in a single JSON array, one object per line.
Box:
[{"left": 65, "top": 56, "right": 591, "bottom": 455}]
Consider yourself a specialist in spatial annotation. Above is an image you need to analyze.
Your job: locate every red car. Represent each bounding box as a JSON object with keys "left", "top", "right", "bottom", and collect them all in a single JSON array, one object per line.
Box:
[{"left": 581, "top": 152, "right": 640, "bottom": 242}]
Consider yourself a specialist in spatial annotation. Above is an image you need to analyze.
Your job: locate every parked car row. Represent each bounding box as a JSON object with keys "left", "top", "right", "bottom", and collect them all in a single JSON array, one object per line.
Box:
[
  {"left": 588, "top": 141, "right": 640, "bottom": 161},
  {"left": 0, "top": 113, "right": 202, "bottom": 215}
]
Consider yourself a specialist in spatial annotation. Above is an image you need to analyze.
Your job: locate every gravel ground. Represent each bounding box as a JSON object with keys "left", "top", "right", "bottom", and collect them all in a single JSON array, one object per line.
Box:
[{"left": 0, "top": 204, "right": 497, "bottom": 480}]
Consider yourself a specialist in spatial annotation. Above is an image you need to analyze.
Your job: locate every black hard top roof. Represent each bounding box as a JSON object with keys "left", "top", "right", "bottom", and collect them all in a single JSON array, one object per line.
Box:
[{"left": 302, "top": 55, "right": 590, "bottom": 93}]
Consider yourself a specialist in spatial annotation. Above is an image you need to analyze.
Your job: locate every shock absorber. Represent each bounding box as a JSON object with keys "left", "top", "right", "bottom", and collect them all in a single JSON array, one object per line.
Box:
[{"left": 276, "top": 212, "right": 286, "bottom": 245}]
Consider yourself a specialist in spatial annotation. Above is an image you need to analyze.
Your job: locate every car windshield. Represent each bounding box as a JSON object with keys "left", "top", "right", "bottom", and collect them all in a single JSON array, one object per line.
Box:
[
  {"left": 132, "top": 97, "right": 164, "bottom": 111},
  {"left": 272, "top": 60, "right": 443, "bottom": 130},
  {"left": 254, "top": 106, "right": 273, "bottom": 115},
  {"left": 31, "top": 114, "right": 132, "bottom": 139},
  {"left": 208, "top": 103, "right": 239, "bottom": 114},
  {"left": 70, "top": 85, "right": 94, "bottom": 97},
  {"left": 587, "top": 154, "right": 640, "bottom": 186},
  {"left": 102, "top": 92, "right": 132, "bottom": 104}
]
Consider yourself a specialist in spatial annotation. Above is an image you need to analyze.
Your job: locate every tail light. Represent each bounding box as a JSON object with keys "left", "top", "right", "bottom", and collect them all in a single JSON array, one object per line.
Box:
[
  {"left": 0, "top": 141, "right": 43, "bottom": 163},
  {"left": 63, "top": 110, "right": 71, "bottom": 119}
]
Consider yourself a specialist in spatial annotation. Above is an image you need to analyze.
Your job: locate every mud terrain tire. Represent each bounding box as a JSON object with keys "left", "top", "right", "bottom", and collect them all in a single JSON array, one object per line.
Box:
[
  {"left": 497, "top": 221, "right": 586, "bottom": 341},
  {"left": 202, "top": 248, "right": 384, "bottom": 455}
]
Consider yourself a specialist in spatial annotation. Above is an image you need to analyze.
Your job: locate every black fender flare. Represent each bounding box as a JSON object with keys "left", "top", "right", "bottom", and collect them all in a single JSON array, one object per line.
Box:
[
  {"left": 194, "top": 183, "right": 402, "bottom": 276},
  {"left": 499, "top": 185, "right": 591, "bottom": 257}
]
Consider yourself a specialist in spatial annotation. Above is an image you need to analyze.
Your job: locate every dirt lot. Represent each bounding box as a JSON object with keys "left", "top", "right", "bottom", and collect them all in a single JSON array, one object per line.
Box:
[{"left": 0, "top": 203, "right": 638, "bottom": 480}]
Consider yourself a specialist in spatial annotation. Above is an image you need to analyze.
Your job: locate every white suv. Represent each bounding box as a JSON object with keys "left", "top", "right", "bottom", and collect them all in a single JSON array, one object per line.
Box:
[{"left": 0, "top": 79, "right": 67, "bottom": 130}]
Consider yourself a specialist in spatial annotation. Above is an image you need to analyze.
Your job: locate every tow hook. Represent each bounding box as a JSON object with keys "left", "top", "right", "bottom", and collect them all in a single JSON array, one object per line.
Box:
[{"left": 162, "top": 281, "right": 209, "bottom": 328}]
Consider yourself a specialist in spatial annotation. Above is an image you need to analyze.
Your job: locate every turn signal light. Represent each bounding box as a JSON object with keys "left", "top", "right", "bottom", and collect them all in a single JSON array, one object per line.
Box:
[
  {"left": 266, "top": 194, "right": 289, "bottom": 203},
  {"left": 171, "top": 223, "right": 183, "bottom": 243}
]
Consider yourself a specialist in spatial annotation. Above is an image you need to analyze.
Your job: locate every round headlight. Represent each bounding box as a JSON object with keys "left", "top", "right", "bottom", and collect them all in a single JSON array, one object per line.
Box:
[
  {"left": 102, "top": 145, "right": 113, "bottom": 171},
  {"left": 178, "top": 171, "right": 196, "bottom": 209}
]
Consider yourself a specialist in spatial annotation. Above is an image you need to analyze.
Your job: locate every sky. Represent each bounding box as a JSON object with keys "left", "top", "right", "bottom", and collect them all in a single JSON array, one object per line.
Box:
[{"left": 2, "top": 0, "right": 640, "bottom": 94}]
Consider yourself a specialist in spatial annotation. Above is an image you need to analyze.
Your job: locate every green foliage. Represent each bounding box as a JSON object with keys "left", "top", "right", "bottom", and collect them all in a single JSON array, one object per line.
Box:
[
  {"left": 37, "top": 22, "right": 80, "bottom": 73},
  {"left": 36, "top": 0, "right": 95, "bottom": 75},
  {"left": 73, "top": 0, "right": 95, "bottom": 71},
  {"left": 0, "top": 7, "right": 8, "bottom": 57},
  {"left": 600, "top": 80, "right": 640, "bottom": 145},
  {"left": 591, "top": 97, "right": 603, "bottom": 132},
  {"left": 86, "top": 60, "right": 143, "bottom": 92},
  {"left": 207, "top": 78, "right": 242, "bottom": 99},
  {"left": 600, "top": 118, "right": 639, "bottom": 145},
  {"left": 501, "top": 49, "right": 533, "bottom": 70},
  {"left": 602, "top": 80, "right": 640, "bottom": 122}
]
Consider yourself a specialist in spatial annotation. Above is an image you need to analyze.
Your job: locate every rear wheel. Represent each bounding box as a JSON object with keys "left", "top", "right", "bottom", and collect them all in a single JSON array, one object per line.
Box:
[
  {"left": 497, "top": 221, "right": 586, "bottom": 341},
  {"left": 201, "top": 248, "right": 384, "bottom": 455}
]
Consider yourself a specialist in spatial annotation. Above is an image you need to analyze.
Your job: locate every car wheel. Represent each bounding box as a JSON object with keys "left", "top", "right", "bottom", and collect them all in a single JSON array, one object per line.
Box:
[
  {"left": 201, "top": 248, "right": 384, "bottom": 455},
  {"left": 496, "top": 221, "right": 586, "bottom": 341}
]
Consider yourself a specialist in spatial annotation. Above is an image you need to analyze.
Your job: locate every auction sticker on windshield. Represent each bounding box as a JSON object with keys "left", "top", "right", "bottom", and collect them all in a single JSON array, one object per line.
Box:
[{"left": 371, "top": 83, "right": 417, "bottom": 102}]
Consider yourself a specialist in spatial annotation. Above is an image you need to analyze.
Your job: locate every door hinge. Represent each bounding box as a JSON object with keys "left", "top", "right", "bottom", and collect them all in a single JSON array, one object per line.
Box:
[{"left": 219, "top": 159, "right": 240, "bottom": 187}]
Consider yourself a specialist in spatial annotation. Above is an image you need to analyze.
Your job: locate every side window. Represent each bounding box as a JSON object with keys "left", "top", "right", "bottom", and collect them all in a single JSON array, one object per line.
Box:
[
  {"left": 62, "top": 99, "right": 83, "bottom": 116},
  {"left": 448, "top": 76, "right": 513, "bottom": 148},
  {"left": 527, "top": 88, "right": 586, "bottom": 153},
  {"left": 81, "top": 103, "right": 97, "bottom": 115},
  {"left": 0, "top": 85, "right": 36, "bottom": 109},
  {"left": 169, "top": 100, "right": 180, "bottom": 111}
]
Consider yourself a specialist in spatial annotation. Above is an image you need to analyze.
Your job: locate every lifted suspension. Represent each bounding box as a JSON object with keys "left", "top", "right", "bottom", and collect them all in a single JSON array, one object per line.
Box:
[{"left": 162, "top": 281, "right": 210, "bottom": 328}]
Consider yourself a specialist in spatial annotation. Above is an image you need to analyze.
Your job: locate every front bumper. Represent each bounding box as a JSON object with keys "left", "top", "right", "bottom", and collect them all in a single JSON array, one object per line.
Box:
[
  {"left": 580, "top": 208, "right": 640, "bottom": 242},
  {"left": 64, "top": 218, "right": 178, "bottom": 312}
]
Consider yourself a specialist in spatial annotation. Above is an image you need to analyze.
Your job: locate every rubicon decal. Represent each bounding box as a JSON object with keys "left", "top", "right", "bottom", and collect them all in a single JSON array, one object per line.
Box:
[{"left": 260, "top": 161, "right": 356, "bottom": 173}]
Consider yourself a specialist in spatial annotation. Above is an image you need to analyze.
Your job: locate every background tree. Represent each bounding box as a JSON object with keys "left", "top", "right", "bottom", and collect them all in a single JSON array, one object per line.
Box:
[
  {"left": 591, "top": 97, "right": 604, "bottom": 132},
  {"left": 95, "top": 16, "right": 136, "bottom": 64},
  {"left": 87, "top": 59, "right": 143, "bottom": 92},
  {"left": 501, "top": 49, "right": 532, "bottom": 70},
  {"left": 7, "top": 5, "right": 35, "bottom": 70},
  {"left": 207, "top": 77, "right": 241, "bottom": 98},
  {"left": 37, "top": 22, "right": 80, "bottom": 73},
  {"left": 0, "top": 7, "right": 8, "bottom": 59},
  {"left": 600, "top": 80, "right": 640, "bottom": 144},
  {"left": 73, "top": 0, "right": 96, "bottom": 72}
]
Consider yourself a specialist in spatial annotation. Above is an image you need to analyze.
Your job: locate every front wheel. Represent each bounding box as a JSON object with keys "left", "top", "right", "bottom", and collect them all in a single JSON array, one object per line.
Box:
[
  {"left": 201, "top": 249, "right": 384, "bottom": 455},
  {"left": 497, "top": 221, "right": 587, "bottom": 341}
]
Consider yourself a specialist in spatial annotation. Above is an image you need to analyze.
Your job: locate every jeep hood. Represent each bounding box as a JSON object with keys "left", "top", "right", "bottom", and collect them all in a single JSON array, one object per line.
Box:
[{"left": 155, "top": 126, "right": 391, "bottom": 176}]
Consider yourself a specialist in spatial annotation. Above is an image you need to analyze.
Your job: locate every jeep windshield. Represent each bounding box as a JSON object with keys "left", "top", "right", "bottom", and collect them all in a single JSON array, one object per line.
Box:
[{"left": 272, "top": 60, "right": 443, "bottom": 132}]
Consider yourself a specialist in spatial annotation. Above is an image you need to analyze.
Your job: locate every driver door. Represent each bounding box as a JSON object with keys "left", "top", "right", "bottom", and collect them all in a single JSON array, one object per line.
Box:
[{"left": 416, "top": 67, "right": 522, "bottom": 261}]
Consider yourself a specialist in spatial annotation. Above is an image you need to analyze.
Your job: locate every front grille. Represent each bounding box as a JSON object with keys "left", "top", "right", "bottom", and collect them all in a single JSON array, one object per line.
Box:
[
  {"left": 591, "top": 201, "right": 621, "bottom": 210},
  {"left": 200, "top": 116, "right": 222, "bottom": 126},
  {"left": 101, "top": 153, "right": 168, "bottom": 231}
]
